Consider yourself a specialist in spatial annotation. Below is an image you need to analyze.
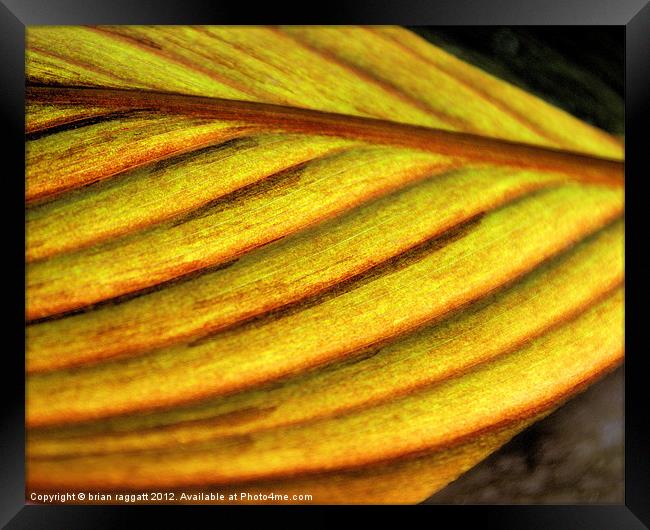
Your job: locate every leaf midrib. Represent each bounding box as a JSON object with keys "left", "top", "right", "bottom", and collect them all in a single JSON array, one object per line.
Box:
[{"left": 27, "top": 85, "right": 624, "bottom": 187}]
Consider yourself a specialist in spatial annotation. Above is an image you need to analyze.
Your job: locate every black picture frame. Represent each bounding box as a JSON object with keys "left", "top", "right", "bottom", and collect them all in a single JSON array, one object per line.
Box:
[{"left": 3, "top": 1, "right": 647, "bottom": 527}]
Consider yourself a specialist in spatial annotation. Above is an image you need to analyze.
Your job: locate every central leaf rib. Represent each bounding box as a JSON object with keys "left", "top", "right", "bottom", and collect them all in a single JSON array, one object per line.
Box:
[{"left": 27, "top": 85, "right": 624, "bottom": 187}]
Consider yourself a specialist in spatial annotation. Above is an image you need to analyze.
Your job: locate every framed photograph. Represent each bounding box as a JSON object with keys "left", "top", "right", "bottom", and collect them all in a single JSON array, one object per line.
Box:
[{"left": 3, "top": 0, "right": 647, "bottom": 527}]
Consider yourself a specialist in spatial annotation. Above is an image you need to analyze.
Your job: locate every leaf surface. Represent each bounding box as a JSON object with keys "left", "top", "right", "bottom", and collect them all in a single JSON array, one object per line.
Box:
[
  {"left": 28, "top": 220, "right": 623, "bottom": 455},
  {"left": 28, "top": 289, "right": 623, "bottom": 488},
  {"left": 25, "top": 25, "right": 625, "bottom": 502}
]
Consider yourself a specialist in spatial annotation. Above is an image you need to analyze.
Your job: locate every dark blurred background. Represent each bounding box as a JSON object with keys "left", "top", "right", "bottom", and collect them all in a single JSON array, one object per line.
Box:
[
  {"left": 408, "top": 27, "right": 624, "bottom": 504},
  {"left": 409, "top": 27, "right": 624, "bottom": 135}
]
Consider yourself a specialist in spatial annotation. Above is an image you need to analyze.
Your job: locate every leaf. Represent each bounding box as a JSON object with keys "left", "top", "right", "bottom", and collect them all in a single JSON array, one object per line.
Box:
[
  {"left": 25, "top": 26, "right": 624, "bottom": 503},
  {"left": 28, "top": 220, "right": 623, "bottom": 448},
  {"left": 28, "top": 288, "right": 623, "bottom": 489},
  {"left": 26, "top": 171, "right": 615, "bottom": 372}
]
